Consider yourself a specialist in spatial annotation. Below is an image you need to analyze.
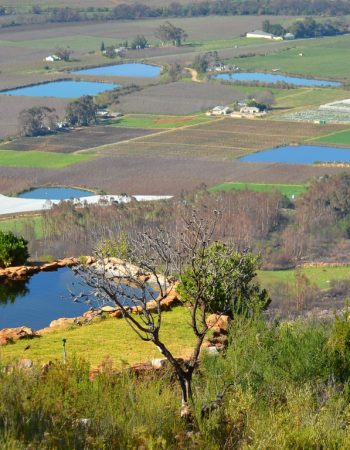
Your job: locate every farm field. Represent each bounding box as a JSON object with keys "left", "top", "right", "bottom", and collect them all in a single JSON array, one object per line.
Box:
[
  {"left": 0, "top": 150, "right": 94, "bottom": 168},
  {"left": 231, "top": 34, "right": 350, "bottom": 81},
  {"left": 259, "top": 266, "right": 350, "bottom": 290},
  {"left": 115, "top": 81, "right": 247, "bottom": 115},
  {"left": 313, "top": 128, "right": 350, "bottom": 146},
  {"left": 1, "top": 118, "right": 349, "bottom": 196},
  {"left": 208, "top": 182, "right": 308, "bottom": 198},
  {"left": 0, "top": 215, "right": 43, "bottom": 239},
  {"left": 0, "top": 126, "right": 157, "bottom": 153},
  {"left": 111, "top": 114, "right": 212, "bottom": 129}
]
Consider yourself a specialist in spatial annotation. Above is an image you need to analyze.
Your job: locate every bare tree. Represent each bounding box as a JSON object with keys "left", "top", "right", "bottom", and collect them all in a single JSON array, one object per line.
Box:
[{"left": 72, "top": 209, "right": 269, "bottom": 417}]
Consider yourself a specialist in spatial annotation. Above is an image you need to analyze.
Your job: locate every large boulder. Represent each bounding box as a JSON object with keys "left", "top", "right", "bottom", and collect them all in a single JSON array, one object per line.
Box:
[
  {"left": 0, "top": 326, "right": 36, "bottom": 343},
  {"left": 206, "top": 314, "right": 231, "bottom": 334},
  {"left": 49, "top": 317, "right": 76, "bottom": 328}
]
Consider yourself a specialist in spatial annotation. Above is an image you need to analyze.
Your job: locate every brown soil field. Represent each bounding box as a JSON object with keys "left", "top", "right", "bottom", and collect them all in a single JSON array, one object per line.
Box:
[
  {"left": 0, "top": 126, "right": 157, "bottom": 153},
  {"left": 1, "top": 118, "right": 349, "bottom": 196},
  {"left": 103, "top": 118, "right": 348, "bottom": 160},
  {"left": 117, "top": 81, "right": 246, "bottom": 115},
  {"left": 0, "top": 96, "right": 68, "bottom": 138},
  {"left": 1, "top": 156, "right": 349, "bottom": 197},
  {"left": 0, "top": 16, "right": 292, "bottom": 43}
]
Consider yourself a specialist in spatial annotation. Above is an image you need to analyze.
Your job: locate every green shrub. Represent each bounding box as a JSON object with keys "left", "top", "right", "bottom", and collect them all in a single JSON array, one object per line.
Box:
[{"left": 0, "top": 231, "right": 29, "bottom": 268}]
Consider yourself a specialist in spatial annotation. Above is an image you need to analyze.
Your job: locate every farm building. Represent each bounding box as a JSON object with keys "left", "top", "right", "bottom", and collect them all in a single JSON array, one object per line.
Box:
[
  {"left": 284, "top": 33, "right": 295, "bottom": 40},
  {"left": 44, "top": 54, "right": 61, "bottom": 62},
  {"left": 246, "top": 30, "right": 282, "bottom": 40},
  {"left": 319, "top": 99, "right": 350, "bottom": 113},
  {"left": 206, "top": 106, "right": 232, "bottom": 116}
]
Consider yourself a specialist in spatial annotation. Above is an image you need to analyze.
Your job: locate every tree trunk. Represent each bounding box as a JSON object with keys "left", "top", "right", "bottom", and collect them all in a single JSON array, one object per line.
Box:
[{"left": 180, "top": 374, "right": 193, "bottom": 419}]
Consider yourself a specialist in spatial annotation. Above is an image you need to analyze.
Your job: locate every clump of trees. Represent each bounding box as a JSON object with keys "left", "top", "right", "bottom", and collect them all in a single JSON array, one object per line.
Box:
[
  {"left": 155, "top": 21, "right": 188, "bottom": 46},
  {"left": 263, "top": 17, "right": 349, "bottom": 39},
  {"left": 55, "top": 47, "right": 73, "bottom": 62},
  {"left": 192, "top": 51, "right": 219, "bottom": 74},
  {"left": 18, "top": 106, "right": 58, "bottom": 137},
  {"left": 65, "top": 96, "right": 97, "bottom": 127},
  {"left": 130, "top": 35, "right": 148, "bottom": 49},
  {"left": 0, "top": 231, "right": 29, "bottom": 268}
]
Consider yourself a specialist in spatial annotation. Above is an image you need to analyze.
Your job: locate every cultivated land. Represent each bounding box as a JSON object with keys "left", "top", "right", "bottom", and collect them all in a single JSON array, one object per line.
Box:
[
  {"left": 115, "top": 81, "right": 247, "bottom": 115},
  {"left": 208, "top": 182, "right": 308, "bottom": 198},
  {"left": 0, "top": 118, "right": 349, "bottom": 196},
  {"left": 0, "top": 126, "right": 157, "bottom": 153},
  {"left": 314, "top": 129, "right": 350, "bottom": 146},
  {"left": 230, "top": 34, "right": 350, "bottom": 82}
]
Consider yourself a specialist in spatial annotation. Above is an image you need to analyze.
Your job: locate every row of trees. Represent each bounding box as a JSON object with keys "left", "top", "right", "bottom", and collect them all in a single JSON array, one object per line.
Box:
[
  {"left": 263, "top": 17, "right": 349, "bottom": 38},
  {"left": 18, "top": 96, "right": 97, "bottom": 136}
]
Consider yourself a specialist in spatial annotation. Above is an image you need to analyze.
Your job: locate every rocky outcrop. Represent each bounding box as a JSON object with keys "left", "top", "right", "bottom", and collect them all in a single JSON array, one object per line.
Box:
[
  {"left": 0, "top": 326, "right": 37, "bottom": 345},
  {"left": 204, "top": 314, "right": 231, "bottom": 353},
  {"left": 0, "top": 256, "right": 94, "bottom": 280}
]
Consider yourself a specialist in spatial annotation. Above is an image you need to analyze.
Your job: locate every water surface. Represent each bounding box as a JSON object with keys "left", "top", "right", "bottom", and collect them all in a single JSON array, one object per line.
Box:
[
  {"left": 1, "top": 80, "right": 120, "bottom": 98},
  {"left": 73, "top": 63, "right": 161, "bottom": 78},
  {"left": 19, "top": 187, "right": 94, "bottom": 200},
  {"left": 0, "top": 269, "right": 90, "bottom": 330},
  {"left": 240, "top": 145, "right": 350, "bottom": 164},
  {"left": 0, "top": 268, "right": 156, "bottom": 330},
  {"left": 214, "top": 72, "right": 340, "bottom": 87}
]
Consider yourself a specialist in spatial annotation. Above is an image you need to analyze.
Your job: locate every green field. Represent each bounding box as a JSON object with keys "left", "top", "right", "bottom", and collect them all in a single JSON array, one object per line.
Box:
[
  {"left": 110, "top": 113, "right": 212, "bottom": 129},
  {"left": 0, "top": 307, "right": 195, "bottom": 368},
  {"left": 209, "top": 182, "right": 308, "bottom": 198},
  {"left": 314, "top": 128, "right": 350, "bottom": 146},
  {"left": 0, "top": 150, "right": 94, "bottom": 168},
  {"left": 229, "top": 34, "right": 350, "bottom": 81},
  {"left": 0, "top": 215, "right": 44, "bottom": 239},
  {"left": 259, "top": 266, "right": 350, "bottom": 290}
]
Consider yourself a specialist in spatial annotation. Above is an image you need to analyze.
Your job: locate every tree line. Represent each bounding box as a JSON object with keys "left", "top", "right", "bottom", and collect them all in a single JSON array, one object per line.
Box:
[
  {"left": 263, "top": 17, "right": 349, "bottom": 38},
  {"left": 4, "top": 1, "right": 350, "bottom": 27}
]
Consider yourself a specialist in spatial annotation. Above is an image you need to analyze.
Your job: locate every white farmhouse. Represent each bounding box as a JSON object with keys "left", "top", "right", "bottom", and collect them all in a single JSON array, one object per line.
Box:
[
  {"left": 207, "top": 106, "right": 232, "bottom": 116},
  {"left": 44, "top": 54, "right": 61, "bottom": 62},
  {"left": 246, "top": 30, "right": 282, "bottom": 40}
]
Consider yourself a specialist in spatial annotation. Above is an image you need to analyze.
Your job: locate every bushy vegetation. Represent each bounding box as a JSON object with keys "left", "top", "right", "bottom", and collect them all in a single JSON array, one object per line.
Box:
[
  {"left": 0, "top": 231, "right": 29, "bottom": 268},
  {"left": 3, "top": 314, "right": 350, "bottom": 448}
]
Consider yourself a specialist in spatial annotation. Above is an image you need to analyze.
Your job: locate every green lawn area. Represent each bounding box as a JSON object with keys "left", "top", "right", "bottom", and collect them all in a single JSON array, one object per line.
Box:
[
  {"left": 0, "top": 215, "right": 44, "bottom": 239},
  {"left": 0, "top": 307, "right": 195, "bottom": 368},
  {"left": 110, "top": 114, "right": 213, "bottom": 129},
  {"left": 313, "top": 128, "right": 350, "bottom": 146},
  {"left": 259, "top": 266, "right": 350, "bottom": 290},
  {"left": 208, "top": 182, "right": 308, "bottom": 198},
  {"left": 0, "top": 150, "right": 94, "bottom": 168},
  {"left": 229, "top": 34, "right": 350, "bottom": 81}
]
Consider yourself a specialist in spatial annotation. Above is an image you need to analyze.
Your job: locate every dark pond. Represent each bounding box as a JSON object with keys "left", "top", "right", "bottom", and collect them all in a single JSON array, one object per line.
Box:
[
  {"left": 240, "top": 145, "right": 350, "bottom": 165},
  {"left": 18, "top": 187, "right": 94, "bottom": 200},
  {"left": 213, "top": 72, "right": 341, "bottom": 87},
  {"left": 73, "top": 63, "right": 161, "bottom": 78},
  {"left": 0, "top": 268, "right": 90, "bottom": 330},
  {"left": 0, "top": 268, "right": 155, "bottom": 330},
  {"left": 1, "top": 80, "right": 120, "bottom": 98}
]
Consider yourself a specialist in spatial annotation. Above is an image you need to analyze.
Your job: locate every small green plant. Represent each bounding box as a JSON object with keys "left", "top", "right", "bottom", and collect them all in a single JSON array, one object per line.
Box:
[{"left": 0, "top": 231, "right": 29, "bottom": 268}]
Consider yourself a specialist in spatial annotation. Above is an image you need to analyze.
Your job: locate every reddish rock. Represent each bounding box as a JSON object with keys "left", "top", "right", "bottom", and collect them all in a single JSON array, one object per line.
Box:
[
  {"left": 0, "top": 327, "right": 36, "bottom": 343},
  {"left": 41, "top": 262, "right": 59, "bottom": 271},
  {"left": 206, "top": 314, "right": 231, "bottom": 333},
  {"left": 49, "top": 318, "right": 76, "bottom": 328}
]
